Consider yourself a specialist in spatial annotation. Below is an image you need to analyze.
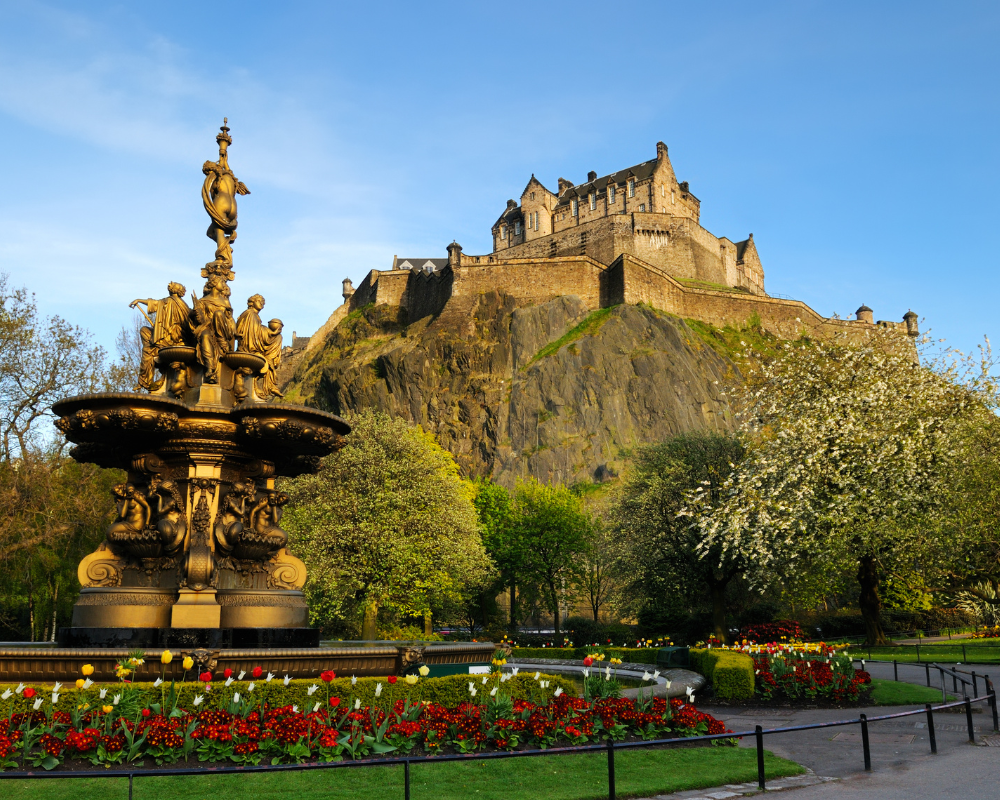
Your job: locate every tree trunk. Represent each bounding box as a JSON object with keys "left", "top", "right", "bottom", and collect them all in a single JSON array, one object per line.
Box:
[
  {"left": 709, "top": 581, "right": 727, "bottom": 644},
  {"left": 50, "top": 577, "right": 59, "bottom": 643},
  {"left": 548, "top": 579, "right": 561, "bottom": 642},
  {"left": 857, "top": 556, "right": 889, "bottom": 645},
  {"left": 509, "top": 579, "right": 517, "bottom": 633},
  {"left": 423, "top": 611, "right": 432, "bottom": 637},
  {"left": 361, "top": 598, "right": 379, "bottom": 640}
]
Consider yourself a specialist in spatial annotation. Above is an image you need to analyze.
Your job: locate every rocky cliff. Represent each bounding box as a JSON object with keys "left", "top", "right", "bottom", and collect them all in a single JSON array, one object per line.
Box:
[{"left": 281, "top": 293, "right": 738, "bottom": 487}]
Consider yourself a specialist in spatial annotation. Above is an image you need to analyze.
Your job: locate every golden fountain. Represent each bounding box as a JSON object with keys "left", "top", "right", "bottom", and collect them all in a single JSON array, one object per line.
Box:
[{"left": 0, "top": 122, "right": 494, "bottom": 680}]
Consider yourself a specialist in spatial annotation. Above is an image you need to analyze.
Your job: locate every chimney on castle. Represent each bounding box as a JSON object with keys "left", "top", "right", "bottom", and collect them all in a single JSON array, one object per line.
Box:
[
  {"left": 855, "top": 304, "right": 874, "bottom": 324},
  {"left": 587, "top": 170, "right": 597, "bottom": 183},
  {"left": 557, "top": 177, "right": 574, "bottom": 196},
  {"left": 506, "top": 199, "right": 517, "bottom": 210},
  {"left": 342, "top": 278, "right": 355, "bottom": 303},
  {"left": 656, "top": 141, "right": 668, "bottom": 160},
  {"left": 903, "top": 310, "right": 919, "bottom": 337},
  {"left": 447, "top": 241, "right": 463, "bottom": 268}
]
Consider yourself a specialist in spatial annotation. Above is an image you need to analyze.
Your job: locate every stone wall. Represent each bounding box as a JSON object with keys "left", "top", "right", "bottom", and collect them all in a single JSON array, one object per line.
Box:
[{"left": 454, "top": 255, "right": 607, "bottom": 310}]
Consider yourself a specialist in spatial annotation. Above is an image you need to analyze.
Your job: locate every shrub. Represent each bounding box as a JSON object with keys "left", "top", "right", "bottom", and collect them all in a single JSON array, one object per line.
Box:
[
  {"left": 690, "top": 648, "right": 754, "bottom": 701},
  {"left": 512, "top": 647, "right": 659, "bottom": 665},
  {"left": 742, "top": 620, "right": 806, "bottom": 643}
]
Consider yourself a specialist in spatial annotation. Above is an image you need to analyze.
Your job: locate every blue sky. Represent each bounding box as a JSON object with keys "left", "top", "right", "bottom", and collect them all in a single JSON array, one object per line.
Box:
[{"left": 1, "top": 1, "right": 998, "bottom": 357}]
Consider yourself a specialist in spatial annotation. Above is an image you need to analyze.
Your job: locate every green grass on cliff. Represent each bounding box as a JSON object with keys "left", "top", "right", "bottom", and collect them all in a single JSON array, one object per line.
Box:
[
  {"left": 682, "top": 313, "right": 799, "bottom": 363},
  {"left": 525, "top": 306, "right": 617, "bottom": 369}
]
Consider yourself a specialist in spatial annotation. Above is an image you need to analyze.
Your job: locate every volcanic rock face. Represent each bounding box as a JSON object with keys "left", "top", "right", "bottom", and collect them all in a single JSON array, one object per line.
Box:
[{"left": 283, "top": 293, "right": 736, "bottom": 487}]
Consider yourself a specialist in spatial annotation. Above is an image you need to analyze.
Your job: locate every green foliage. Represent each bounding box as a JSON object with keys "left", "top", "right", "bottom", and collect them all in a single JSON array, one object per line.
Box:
[
  {"left": 0, "top": 673, "right": 576, "bottom": 717},
  {"left": 689, "top": 648, "right": 754, "bottom": 701},
  {"left": 525, "top": 307, "right": 616, "bottom": 368},
  {"left": 512, "top": 647, "right": 659, "bottom": 665}
]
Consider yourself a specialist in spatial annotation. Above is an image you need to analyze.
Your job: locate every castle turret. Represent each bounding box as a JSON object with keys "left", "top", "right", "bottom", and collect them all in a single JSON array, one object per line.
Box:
[
  {"left": 447, "top": 241, "right": 462, "bottom": 268},
  {"left": 903, "top": 309, "right": 919, "bottom": 337},
  {"left": 855, "top": 304, "right": 874, "bottom": 324},
  {"left": 342, "top": 278, "right": 355, "bottom": 303}
]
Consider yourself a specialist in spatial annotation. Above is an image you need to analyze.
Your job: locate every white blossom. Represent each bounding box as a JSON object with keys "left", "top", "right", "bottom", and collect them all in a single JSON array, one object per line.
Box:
[
  {"left": 375, "top": 683, "right": 382, "bottom": 697},
  {"left": 307, "top": 684, "right": 319, "bottom": 696},
  {"left": 193, "top": 695, "right": 204, "bottom": 706}
]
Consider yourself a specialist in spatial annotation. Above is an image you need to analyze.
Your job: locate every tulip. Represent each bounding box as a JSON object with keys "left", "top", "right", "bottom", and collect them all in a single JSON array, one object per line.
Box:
[
  {"left": 238, "top": 670, "right": 246, "bottom": 680},
  {"left": 142, "top": 708, "right": 151, "bottom": 718},
  {"left": 266, "top": 672, "right": 275, "bottom": 682},
  {"left": 0, "top": 690, "right": 9, "bottom": 700},
  {"left": 387, "top": 675, "right": 397, "bottom": 684},
  {"left": 330, "top": 697, "right": 341, "bottom": 708},
  {"left": 32, "top": 698, "right": 43, "bottom": 710},
  {"left": 81, "top": 664, "right": 94, "bottom": 677},
  {"left": 292, "top": 705, "right": 298, "bottom": 713},
  {"left": 233, "top": 692, "right": 241, "bottom": 703},
  {"left": 351, "top": 675, "right": 357, "bottom": 685},
  {"left": 534, "top": 672, "right": 540, "bottom": 680},
  {"left": 199, "top": 671, "right": 212, "bottom": 683},
  {"left": 182, "top": 657, "right": 194, "bottom": 671},
  {"left": 554, "top": 687, "right": 564, "bottom": 698},
  {"left": 51, "top": 693, "right": 59, "bottom": 704},
  {"left": 160, "top": 650, "right": 173, "bottom": 665},
  {"left": 583, "top": 656, "right": 594, "bottom": 667},
  {"left": 489, "top": 687, "right": 497, "bottom": 697},
  {"left": 375, "top": 683, "right": 383, "bottom": 697},
  {"left": 283, "top": 674, "right": 291, "bottom": 686},
  {"left": 99, "top": 688, "right": 107, "bottom": 699},
  {"left": 223, "top": 668, "right": 232, "bottom": 679},
  {"left": 76, "top": 679, "right": 85, "bottom": 689},
  {"left": 405, "top": 674, "right": 418, "bottom": 685},
  {"left": 251, "top": 666, "right": 262, "bottom": 679},
  {"left": 193, "top": 695, "right": 204, "bottom": 707},
  {"left": 307, "top": 684, "right": 318, "bottom": 696},
  {"left": 653, "top": 670, "right": 660, "bottom": 679},
  {"left": 225, "top": 677, "right": 234, "bottom": 687},
  {"left": 418, "top": 665, "right": 429, "bottom": 677},
  {"left": 354, "top": 698, "right": 361, "bottom": 710},
  {"left": 153, "top": 678, "right": 162, "bottom": 688},
  {"left": 102, "top": 705, "right": 113, "bottom": 714},
  {"left": 113, "top": 694, "right": 121, "bottom": 706},
  {"left": 313, "top": 702, "right": 321, "bottom": 713},
  {"left": 247, "top": 682, "right": 255, "bottom": 693},
  {"left": 511, "top": 668, "right": 519, "bottom": 676},
  {"left": 23, "top": 687, "right": 36, "bottom": 699},
  {"left": 83, "top": 678, "right": 93, "bottom": 689},
  {"left": 469, "top": 687, "right": 477, "bottom": 697},
  {"left": 642, "top": 671, "right": 652, "bottom": 681}
]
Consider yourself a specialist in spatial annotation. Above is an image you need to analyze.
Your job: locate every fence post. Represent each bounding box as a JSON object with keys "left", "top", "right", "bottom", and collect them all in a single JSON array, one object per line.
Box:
[
  {"left": 893, "top": 660, "right": 898, "bottom": 682},
  {"left": 917, "top": 643, "right": 921, "bottom": 663},
  {"left": 973, "top": 672, "right": 978, "bottom": 698},
  {"left": 926, "top": 704, "right": 937, "bottom": 754},
  {"left": 860, "top": 714, "right": 872, "bottom": 771},
  {"left": 404, "top": 759, "right": 411, "bottom": 800},
  {"left": 129, "top": 773, "right": 134, "bottom": 800},
  {"left": 953, "top": 672, "right": 959, "bottom": 694},
  {"left": 941, "top": 671, "right": 947, "bottom": 703},
  {"left": 868, "top": 645, "right": 872, "bottom": 661},
  {"left": 988, "top": 677, "right": 999, "bottom": 733},
  {"left": 756, "top": 725, "right": 766, "bottom": 791},
  {"left": 925, "top": 663, "right": 931, "bottom": 687},
  {"left": 965, "top": 698, "right": 975, "bottom": 743},
  {"left": 607, "top": 737, "right": 616, "bottom": 800}
]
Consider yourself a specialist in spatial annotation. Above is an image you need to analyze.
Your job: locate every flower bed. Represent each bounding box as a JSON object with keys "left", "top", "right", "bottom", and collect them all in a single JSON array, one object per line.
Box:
[
  {"left": 512, "top": 647, "right": 660, "bottom": 665},
  {"left": 741, "top": 621, "right": 807, "bottom": 644},
  {"left": 0, "top": 657, "right": 732, "bottom": 771},
  {"left": 971, "top": 626, "right": 1000, "bottom": 639}
]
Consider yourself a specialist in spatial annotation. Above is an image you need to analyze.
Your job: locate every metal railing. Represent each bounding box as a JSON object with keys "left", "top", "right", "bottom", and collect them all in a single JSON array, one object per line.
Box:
[{"left": 1, "top": 683, "right": 996, "bottom": 800}]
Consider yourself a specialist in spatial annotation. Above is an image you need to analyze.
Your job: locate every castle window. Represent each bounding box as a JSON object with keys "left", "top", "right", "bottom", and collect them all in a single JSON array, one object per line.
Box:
[
  {"left": 671, "top": 190, "right": 676, "bottom": 205},
  {"left": 500, "top": 225, "right": 507, "bottom": 240},
  {"left": 589, "top": 193, "right": 596, "bottom": 210},
  {"left": 628, "top": 178, "right": 636, "bottom": 197},
  {"left": 572, "top": 198, "right": 579, "bottom": 216},
  {"left": 514, "top": 221, "right": 521, "bottom": 235},
  {"left": 609, "top": 185, "right": 616, "bottom": 204},
  {"left": 530, "top": 192, "right": 535, "bottom": 200},
  {"left": 639, "top": 203, "right": 646, "bottom": 212}
]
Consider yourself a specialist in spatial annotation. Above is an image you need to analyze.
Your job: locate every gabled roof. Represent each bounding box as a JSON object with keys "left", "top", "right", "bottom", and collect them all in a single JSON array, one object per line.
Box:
[
  {"left": 735, "top": 235, "right": 756, "bottom": 263},
  {"left": 493, "top": 205, "right": 523, "bottom": 228},
  {"left": 554, "top": 158, "right": 659, "bottom": 207},
  {"left": 521, "top": 174, "right": 554, "bottom": 198},
  {"left": 395, "top": 258, "right": 448, "bottom": 273}
]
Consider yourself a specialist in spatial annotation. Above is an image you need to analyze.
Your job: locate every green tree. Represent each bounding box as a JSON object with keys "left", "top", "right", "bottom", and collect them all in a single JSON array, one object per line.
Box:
[
  {"left": 282, "top": 411, "right": 494, "bottom": 639},
  {"left": 513, "top": 480, "right": 593, "bottom": 642},
  {"left": 610, "top": 432, "right": 749, "bottom": 643},
  {"left": 697, "top": 330, "right": 997, "bottom": 644},
  {"left": 473, "top": 479, "right": 526, "bottom": 632}
]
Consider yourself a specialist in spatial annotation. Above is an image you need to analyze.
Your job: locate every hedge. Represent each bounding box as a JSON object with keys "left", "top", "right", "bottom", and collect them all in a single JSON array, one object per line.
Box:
[
  {"left": 690, "top": 648, "right": 754, "bottom": 701},
  {"left": 0, "top": 672, "right": 576, "bottom": 715},
  {"left": 512, "top": 647, "right": 659, "bottom": 665}
]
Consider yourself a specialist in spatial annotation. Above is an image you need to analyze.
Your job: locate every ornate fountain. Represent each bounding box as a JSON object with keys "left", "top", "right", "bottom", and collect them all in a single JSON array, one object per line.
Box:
[
  {"left": 52, "top": 120, "right": 348, "bottom": 648},
  {"left": 0, "top": 121, "right": 495, "bottom": 680}
]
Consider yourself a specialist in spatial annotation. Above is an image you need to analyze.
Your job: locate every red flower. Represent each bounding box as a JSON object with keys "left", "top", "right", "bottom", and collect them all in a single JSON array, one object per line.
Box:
[
  {"left": 252, "top": 666, "right": 263, "bottom": 679},
  {"left": 583, "top": 657, "right": 594, "bottom": 667},
  {"left": 141, "top": 709, "right": 151, "bottom": 718},
  {"left": 387, "top": 675, "right": 397, "bottom": 684},
  {"left": 23, "top": 688, "right": 36, "bottom": 699},
  {"left": 223, "top": 668, "right": 233, "bottom": 679},
  {"left": 329, "top": 697, "right": 341, "bottom": 708},
  {"left": 199, "top": 671, "right": 212, "bottom": 683},
  {"left": 320, "top": 670, "right": 336, "bottom": 683}
]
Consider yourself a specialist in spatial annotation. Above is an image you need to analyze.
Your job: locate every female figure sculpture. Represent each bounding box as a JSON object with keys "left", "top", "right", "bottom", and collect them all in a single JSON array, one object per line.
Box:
[
  {"left": 151, "top": 479, "right": 187, "bottom": 556},
  {"left": 202, "top": 119, "right": 249, "bottom": 269}
]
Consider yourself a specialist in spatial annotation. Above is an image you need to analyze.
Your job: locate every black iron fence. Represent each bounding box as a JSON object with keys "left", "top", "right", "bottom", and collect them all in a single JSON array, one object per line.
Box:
[{"left": 2, "top": 677, "right": 997, "bottom": 800}]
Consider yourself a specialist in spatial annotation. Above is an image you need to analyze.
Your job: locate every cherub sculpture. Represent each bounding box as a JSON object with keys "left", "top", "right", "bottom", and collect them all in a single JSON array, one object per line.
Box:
[
  {"left": 214, "top": 481, "right": 256, "bottom": 554},
  {"left": 151, "top": 478, "right": 187, "bottom": 556}
]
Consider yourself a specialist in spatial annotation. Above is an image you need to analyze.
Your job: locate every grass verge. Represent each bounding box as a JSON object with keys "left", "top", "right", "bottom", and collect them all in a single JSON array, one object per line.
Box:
[
  {"left": 0, "top": 747, "right": 803, "bottom": 800},
  {"left": 869, "top": 678, "right": 955, "bottom": 705},
  {"left": 525, "top": 307, "right": 616, "bottom": 368},
  {"left": 851, "top": 645, "right": 1000, "bottom": 664}
]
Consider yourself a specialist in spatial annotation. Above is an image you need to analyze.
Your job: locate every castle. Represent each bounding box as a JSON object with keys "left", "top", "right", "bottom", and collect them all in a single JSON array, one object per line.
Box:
[{"left": 292, "top": 142, "right": 917, "bottom": 363}]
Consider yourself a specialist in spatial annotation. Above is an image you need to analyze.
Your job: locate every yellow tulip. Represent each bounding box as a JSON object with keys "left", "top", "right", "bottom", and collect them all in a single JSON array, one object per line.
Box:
[
  {"left": 102, "top": 705, "right": 113, "bottom": 714},
  {"left": 160, "top": 650, "right": 173, "bottom": 665},
  {"left": 75, "top": 679, "right": 85, "bottom": 689},
  {"left": 81, "top": 664, "right": 94, "bottom": 676},
  {"left": 182, "top": 656, "right": 194, "bottom": 670},
  {"left": 418, "top": 665, "right": 430, "bottom": 677}
]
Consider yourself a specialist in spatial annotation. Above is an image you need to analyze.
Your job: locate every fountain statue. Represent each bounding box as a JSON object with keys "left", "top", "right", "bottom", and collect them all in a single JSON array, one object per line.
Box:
[{"left": 51, "top": 121, "right": 349, "bottom": 648}]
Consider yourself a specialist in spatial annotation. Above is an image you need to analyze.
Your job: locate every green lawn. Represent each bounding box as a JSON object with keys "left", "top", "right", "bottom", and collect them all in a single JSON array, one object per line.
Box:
[
  {"left": 851, "top": 642, "right": 1000, "bottom": 664},
  {"left": 0, "top": 747, "right": 804, "bottom": 800},
  {"left": 869, "top": 678, "right": 955, "bottom": 705}
]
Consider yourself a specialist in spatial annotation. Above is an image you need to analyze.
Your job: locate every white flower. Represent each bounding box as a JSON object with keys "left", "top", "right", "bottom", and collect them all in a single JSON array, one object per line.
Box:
[
  {"left": 283, "top": 675, "right": 291, "bottom": 686},
  {"left": 469, "top": 682, "right": 474, "bottom": 692},
  {"left": 554, "top": 687, "right": 564, "bottom": 698},
  {"left": 247, "top": 682, "right": 255, "bottom": 693},
  {"left": 307, "top": 685, "right": 318, "bottom": 696},
  {"left": 113, "top": 694, "right": 121, "bottom": 706},
  {"left": 0, "top": 690, "right": 10, "bottom": 700},
  {"left": 83, "top": 678, "right": 93, "bottom": 689},
  {"left": 32, "top": 698, "right": 43, "bottom": 710},
  {"left": 292, "top": 705, "right": 298, "bottom": 713},
  {"left": 664, "top": 680, "right": 672, "bottom": 689},
  {"left": 481, "top": 676, "right": 488, "bottom": 685},
  {"left": 193, "top": 695, "right": 204, "bottom": 707},
  {"left": 351, "top": 676, "right": 357, "bottom": 685},
  {"left": 51, "top": 693, "right": 59, "bottom": 704},
  {"left": 511, "top": 668, "right": 519, "bottom": 676},
  {"left": 605, "top": 666, "right": 611, "bottom": 679},
  {"left": 238, "top": 671, "right": 246, "bottom": 680},
  {"left": 653, "top": 671, "right": 660, "bottom": 679},
  {"left": 470, "top": 687, "right": 477, "bottom": 697},
  {"left": 690, "top": 694, "right": 696, "bottom": 703},
  {"left": 266, "top": 672, "right": 275, "bottom": 682},
  {"left": 375, "top": 683, "right": 383, "bottom": 697},
  {"left": 233, "top": 692, "right": 241, "bottom": 703},
  {"left": 153, "top": 678, "right": 163, "bottom": 688},
  {"left": 490, "top": 687, "right": 498, "bottom": 697},
  {"left": 99, "top": 688, "right": 107, "bottom": 699},
  {"left": 53, "top": 682, "right": 62, "bottom": 692},
  {"left": 15, "top": 684, "right": 24, "bottom": 695},
  {"left": 354, "top": 698, "right": 361, "bottom": 710},
  {"left": 642, "top": 671, "right": 652, "bottom": 681},
  {"left": 582, "top": 668, "right": 590, "bottom": 677},
  {"left": 225, "top": 677, "right": 234, "bottom": 687},
  {"left": 313, "top": 702, "right": 321, "bottom": 713},
  {"left": 542, "top": 680, "right": 550, "bottom": 689},
  {"left": 534, "top": 672, "right": 540, "bottom": 680}
]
